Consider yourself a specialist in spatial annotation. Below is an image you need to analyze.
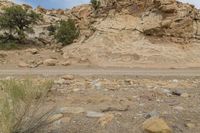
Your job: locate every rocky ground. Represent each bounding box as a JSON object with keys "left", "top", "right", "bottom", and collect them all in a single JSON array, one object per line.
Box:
[
  {"left": 0, "top": 1, "right": 200, "bottom": 132},
  {"left": 4, "top": 75, "right": 199, "bottom": 133}
]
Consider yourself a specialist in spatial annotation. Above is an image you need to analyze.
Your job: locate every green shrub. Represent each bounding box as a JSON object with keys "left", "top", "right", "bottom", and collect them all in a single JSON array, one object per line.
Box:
[
  {"left": 0, "top": 6, "right": 40, "bottom": 41},
  {"left": 47, "top": 24, "right": 56, "bottom": 36},
  {"left": 0, "top": 80, "right": 55, "bottom": 133},
  {"left": 54, "top": 19, "right": 79, "bottom": 46},
  {"left": 90, "top": 0, "right": 100, "bottom": 10}
]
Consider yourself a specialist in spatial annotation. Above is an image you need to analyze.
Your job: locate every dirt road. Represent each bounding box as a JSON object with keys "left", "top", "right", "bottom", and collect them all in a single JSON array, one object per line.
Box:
[{"left": 0, "top": 67, "right": 200, "bottom": 77}]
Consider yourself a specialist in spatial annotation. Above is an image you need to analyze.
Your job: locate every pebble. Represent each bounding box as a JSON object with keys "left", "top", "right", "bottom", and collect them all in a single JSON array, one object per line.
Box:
[
  {"left": 18, "top": 62, "right": 30, "bottom": 68},
  {"left": 61, "top": 75, "right": 74, "bottom": 80},
  {"left": 98, "top": 113, "right": 114, "bottom": 126},
  {"left": 171, "top": 90, "right": 183, "bottom": 96},
  {"left": 173, "top": 106, "right": 184, "bottom": 111},
  {"left": 58, "top": 107, "right": 85, "bottom": 114},
  {"left": 61, "top": 61, "right": 71, "bottom": 66},
  {"left": 185, "top": 123, "right": 195, "bottom": 128},
  {"left": 145, "top": 110, "right": 159, "bottom": 119},
  {"left": 91, "top": 80, "right": 102, "bottom": 90},
  {"left": 181, "top": 93, "right": 189, "bottom": 98},
  {"left": 54, "top": 79, "right": 67, "bottom": 84},
  {"left": 86, "top": 111, "right": 105, "bottom": 118}
]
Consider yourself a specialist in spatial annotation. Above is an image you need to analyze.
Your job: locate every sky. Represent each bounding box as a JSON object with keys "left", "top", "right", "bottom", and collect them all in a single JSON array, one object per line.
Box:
[{"left": 11, "top": 0, "right": 200, "bottom": 9}]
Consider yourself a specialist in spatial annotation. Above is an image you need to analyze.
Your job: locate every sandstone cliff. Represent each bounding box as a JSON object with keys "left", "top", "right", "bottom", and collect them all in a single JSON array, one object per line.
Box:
[{"left": 1, "top": 0, "right": 200, "bottom": 68}]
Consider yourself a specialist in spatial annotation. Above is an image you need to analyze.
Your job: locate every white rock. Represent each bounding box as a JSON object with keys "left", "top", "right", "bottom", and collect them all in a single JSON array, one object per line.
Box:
[
  {"left": 58, "top": 107, "right": 85, "bottom": 114},
  {"left": 86, "top": 111, "right": 105, "bottom": 118}
]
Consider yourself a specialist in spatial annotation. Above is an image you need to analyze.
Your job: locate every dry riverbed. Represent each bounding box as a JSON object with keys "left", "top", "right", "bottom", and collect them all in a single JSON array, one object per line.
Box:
[{"left": 2, "top": 75, "right": 199, "bottom": 133}]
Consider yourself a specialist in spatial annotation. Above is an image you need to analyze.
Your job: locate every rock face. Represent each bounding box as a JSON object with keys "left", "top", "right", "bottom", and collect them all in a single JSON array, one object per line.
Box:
[{"left": 62, "top": 0, "right": 200, "bottom": 68}]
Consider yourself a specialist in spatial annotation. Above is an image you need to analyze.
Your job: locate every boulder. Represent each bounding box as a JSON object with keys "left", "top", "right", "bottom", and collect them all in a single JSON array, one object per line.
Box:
[
  {"left": 26, "top": 48, "right": 38, "bottom": 55},
  {"left": 43, "top": 59, "right": 57, "bottom": 66},
  {"left": 143, "top": 117, "right": 172, "bottom": 133},
  {"left": 18, "top": 62, "right": 31, "bottom": 68}
]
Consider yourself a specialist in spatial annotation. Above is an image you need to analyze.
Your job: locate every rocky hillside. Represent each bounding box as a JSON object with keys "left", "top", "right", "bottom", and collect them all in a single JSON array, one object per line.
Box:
[{"left": 1, "top": 0, "right": 200, "bottom": 68}]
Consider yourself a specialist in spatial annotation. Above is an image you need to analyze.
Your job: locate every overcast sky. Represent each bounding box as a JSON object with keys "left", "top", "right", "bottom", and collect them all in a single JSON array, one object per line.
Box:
[{"left": 12, "top": 0, "right": 200, "bottom": 9}]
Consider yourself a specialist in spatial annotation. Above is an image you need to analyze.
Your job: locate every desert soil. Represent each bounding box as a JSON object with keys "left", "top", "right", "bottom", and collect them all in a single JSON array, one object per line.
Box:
[{"left": 2, "top": 69, "right": 200, "bottom": 133}]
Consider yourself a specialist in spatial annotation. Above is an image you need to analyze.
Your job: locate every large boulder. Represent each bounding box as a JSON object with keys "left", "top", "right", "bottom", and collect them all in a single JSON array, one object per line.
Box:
[{"left": 143, "top": 117, "right": 172, "bottom": 133}]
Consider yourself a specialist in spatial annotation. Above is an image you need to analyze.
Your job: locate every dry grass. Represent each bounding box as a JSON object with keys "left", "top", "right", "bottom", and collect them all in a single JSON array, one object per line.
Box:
[{"left": 0, "top": 79, "right": 55, "bottom": 133}]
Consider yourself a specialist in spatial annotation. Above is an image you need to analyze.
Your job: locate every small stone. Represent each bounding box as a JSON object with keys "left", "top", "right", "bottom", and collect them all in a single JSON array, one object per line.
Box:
[
  {"left": 91, "top": 80, "right": 102, "bottom": 90},
  {"left": 86, "top": 111, "right": 105, "bottom": 118},
  {"left": 172, "top": 79, "right": 178, "bottom": 83},
  {"left": 162, "top": 89, "right": 171, "bottom": 96},
  {"left": 173, "top": 106, "right": 184, "bottom": 111},
  {"left": 18, "top": 62, "right": 30, "bottom": 68},
  {"left": 145, "top": 110, "right": 159, "bottom": 119},
  {"left": 48, "top": 114, "right": 63, "bottom": 122},
  {"left": 26, "top": 48, "right": 38, "bottom": 54},
  {"left": 43, "top": 59, "right": 57, "bottom": 66},
  {"left": 143, "top": 117, "right": 172, "bottom": 133},
  {"left": 73, "top": 88, "right": 80, "bottom": 92},
  {"left": 60, "top": 117, "right": 71, "bottom": 124},
  {"left": 100, "top": 105, "right": 129, "bottom": 112},
  {"left": 61, "top": 75, "right": 74, "bottom": 80},
  {"left": 171, "top": 90, "right": 182, "bottom": 96},
  {"left": 98, "top": 113, "right": 114, "bottom": 126},
  {"left": 54, "top": 79, "right": 66, "bottom": 84},
  {"left": 181, "top": 93, "right": 189, "bottom": 98},
  {"left": 58, "top": 107, "right": 85, "bottom": 114},
  {"left": 185, "top": 123, "right": 195, "bottom": 128},
  {"left": 61, "top": 61, "right": 71, "bottom": 66},
  {"left": 0, "top": 52, "right": 7, "bottom": 58}
]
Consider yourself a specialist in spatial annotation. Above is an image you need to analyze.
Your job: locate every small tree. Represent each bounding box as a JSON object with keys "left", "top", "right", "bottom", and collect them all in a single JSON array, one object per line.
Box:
[
  {"left": 0, "top": 6, "right": 40, "bottom": 41},
  {"left": 91, "top": 0, "right": 100, "bottom": 10},
  {"left": 54, "top": 19, "right": 79, "bottom": 46}
]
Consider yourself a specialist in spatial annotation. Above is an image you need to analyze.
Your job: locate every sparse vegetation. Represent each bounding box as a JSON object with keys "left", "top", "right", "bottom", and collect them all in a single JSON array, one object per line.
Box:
[
  {"left": 90, "top": 0, "right": 100, "bottom": 10},
  {"left": 0, "top": 6, "right": 40, "bottom": 42},
  {"left": 54, "top": 19, "right": 79, "bottom": 46},
  {"left": 47, "top": 24, "right": 56, "bottom": 36},
  {"left": 0, "top": 80, "right": 55, "bottom": 133}
]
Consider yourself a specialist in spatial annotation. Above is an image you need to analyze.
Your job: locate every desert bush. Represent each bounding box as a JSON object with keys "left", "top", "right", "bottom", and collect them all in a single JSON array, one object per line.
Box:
[
  {"left": 0, "top": 79, "right": 55, "bottom": 133},
  {"left": 91, "top": 0, "right": 100, "bottom": 10},
  {"left": 47, "top": 24, "right": 56, "bottom": 36},
  {"left": 0, "top": 5, "right": 40, "bottom": 42},
  {"left": 54, "top": 19, "right": 79, "bottom": 46}
]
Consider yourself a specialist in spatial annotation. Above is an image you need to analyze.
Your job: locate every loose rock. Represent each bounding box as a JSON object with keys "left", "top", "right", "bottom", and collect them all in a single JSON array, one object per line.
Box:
[
  {"left": 181, "top": 93, "right": 189, "bottom": 98},
  {"left": 143, "top": 117, "right": 172, "bottom": 133},
  {"left": 61, "top": 75, "right": 74, "bottom": 80},
  {"left": 185, "top": 123, "right": 195, "bottom": 128},
  {"left": 61, "top": 61, "right": 71, "bottom": 66},
  {"left": 26, "top": 48, "right": 38, "bottom": 55},
  {"left": 18, "top": 62, "right": 30, "bottom": 68},
  {"left": 86, "top": 111, "right": 105, "bottom": 118},
  {"left": 54, "top": 79, "right": 67, "bottom": 84},
  {"left": 98, "top": 113, "right": 114, "bottom": 126},
  {"left": 43, "top": 59, "right": 57, "bottom": 66},
  {"left": 58, "top": 107, "right": 85, "bottom": 114}
]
